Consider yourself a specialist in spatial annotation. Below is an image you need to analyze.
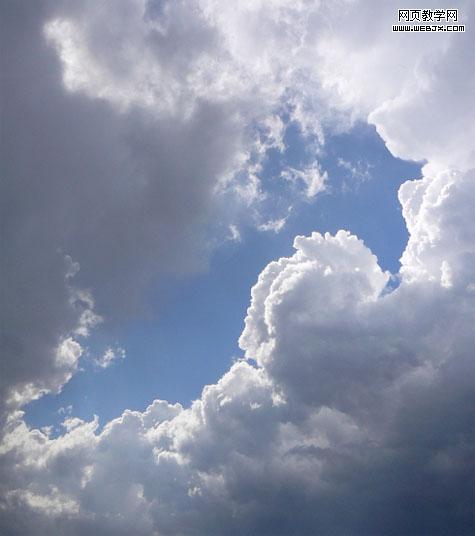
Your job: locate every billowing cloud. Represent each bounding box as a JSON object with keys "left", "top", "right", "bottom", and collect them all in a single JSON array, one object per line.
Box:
[
  {"left": 2, "top": 167, "right": 474, "bottom": 533},
  {"left": 1, "top": 0, "right": 474, "bottom": 534}
]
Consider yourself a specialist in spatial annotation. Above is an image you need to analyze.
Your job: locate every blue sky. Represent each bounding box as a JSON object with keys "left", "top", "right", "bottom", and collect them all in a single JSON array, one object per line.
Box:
[{"left": 25, "top": 122, "right": 421, "bottom": 433}]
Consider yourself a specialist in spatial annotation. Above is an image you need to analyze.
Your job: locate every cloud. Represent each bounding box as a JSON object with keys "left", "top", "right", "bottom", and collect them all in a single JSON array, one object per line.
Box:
[
  {"left": 337, "top": 158, "right": 372, "bottom": 190},
  {"left": 94, "top": 347, "right": 126, "bottom": 370},
  {"left": 0, "top": 0, "right": 247, "bottom": 418},
  {"left": 1, "top": 0, "right": 475, "bottom": 535},
  {"left": 2, "top": 166, "right": 474, "bottom": 534},
  {"left": 257, "top": 217, "right": 288, "bottom": 234},
  {"left": 369, "top": 28, "right": 475, "bottom": 170},
  {"left": 281, "top": 162, "right": 328, "bottom": 198},
  {"left": 227, "top": 224, "right": 242, "bottom": 243}
]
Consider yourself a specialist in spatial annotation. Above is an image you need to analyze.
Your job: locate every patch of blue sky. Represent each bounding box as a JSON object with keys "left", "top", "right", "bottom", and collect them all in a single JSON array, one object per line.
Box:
[{"left": 25, "top": 122, "right": 421, "bottom": 435}]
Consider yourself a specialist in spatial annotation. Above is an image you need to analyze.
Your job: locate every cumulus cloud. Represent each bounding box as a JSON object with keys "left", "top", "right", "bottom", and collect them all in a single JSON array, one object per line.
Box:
[
  {"left": 1, "top": 0, "right": 475, "bottom": 535},
  {"left": 2, "top": 170, "right": 474, "bottom": 533},
  {"left": 2, "top": 169, "right": 474, "bottom": 533},
  {"left": 369, "top": 28, "right": 475, "bottom": 169}
]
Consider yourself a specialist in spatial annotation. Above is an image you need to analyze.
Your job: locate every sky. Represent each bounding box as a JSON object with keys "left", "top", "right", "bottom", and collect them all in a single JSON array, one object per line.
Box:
[
  {"left": 25, "top": 122, "right": 421, "bottom": 431},
  {"left": 1, "top": 1, "right": 474, "bottom": 535}
]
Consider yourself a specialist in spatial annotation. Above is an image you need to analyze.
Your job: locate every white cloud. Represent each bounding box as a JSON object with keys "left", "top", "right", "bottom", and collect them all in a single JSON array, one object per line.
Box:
[
  {"left": 227, "top": 224, "right": 242, "bottom": 243},
  {"left": 337, "top": 158, "right": 372, "bottom": 189},
  {"left": 95, "top": 347, "right": 126, "bottom": 370},
  {"left": 58, "top": 405, "right": 73, "bottom": 416},
  {"left": 368, "top": 30, "right": 475, "bottom": 170},
  {"left": 281, "top": 162, "right": 328, "bottom": 198},
  {"left": 257, "top": 217, "right": 287, "bottom": 234}
]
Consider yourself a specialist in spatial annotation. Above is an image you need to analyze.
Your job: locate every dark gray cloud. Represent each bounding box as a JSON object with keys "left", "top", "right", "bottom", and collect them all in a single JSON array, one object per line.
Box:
[{"left": 1, "top": 0, "right": 244, "bottom": 417}]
